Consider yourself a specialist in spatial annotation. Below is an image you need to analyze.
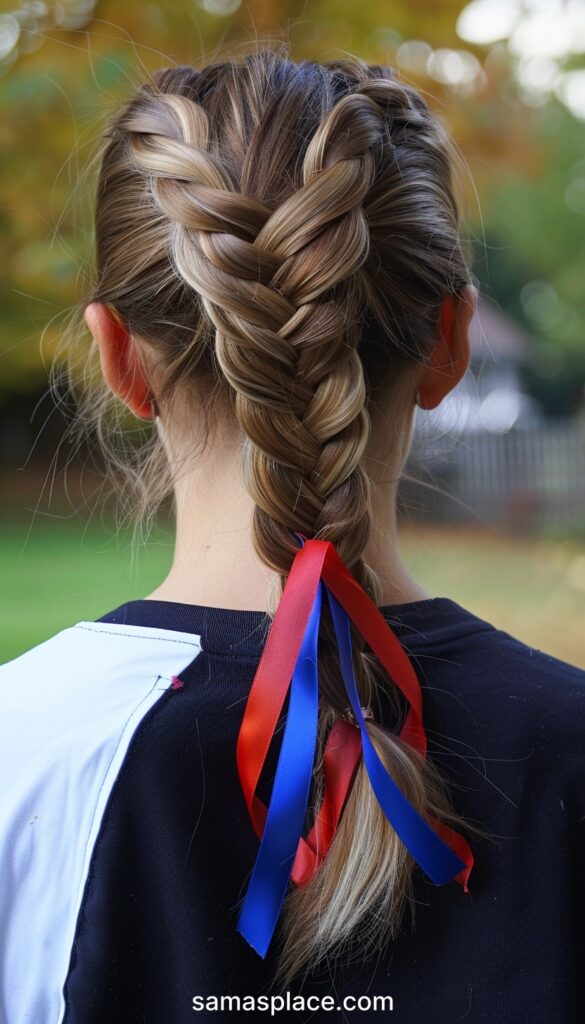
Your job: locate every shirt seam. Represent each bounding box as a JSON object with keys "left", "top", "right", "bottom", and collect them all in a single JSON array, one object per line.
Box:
[{"left": 75, "top": 624, "right": 201, "bottom": 648}]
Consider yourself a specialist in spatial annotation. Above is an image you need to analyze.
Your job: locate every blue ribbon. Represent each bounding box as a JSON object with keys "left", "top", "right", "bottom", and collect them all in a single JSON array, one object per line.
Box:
[
  {"left": 324, "top": 583, "right": 467, "bottom": 883},
  {"left": 236, "top": 570, "right": 323, "bottom": 957},
  {"left": 235, "top": 533, "right": 466, "bottom": 959}
]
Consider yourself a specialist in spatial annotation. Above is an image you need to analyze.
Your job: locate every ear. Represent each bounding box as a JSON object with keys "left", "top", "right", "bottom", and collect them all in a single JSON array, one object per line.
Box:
[
  {"left": 84, "top": 303, "right": 155, "bottom": 420},
  {"left": 417, "top": 284, "right": 477, "bottom": 409}
]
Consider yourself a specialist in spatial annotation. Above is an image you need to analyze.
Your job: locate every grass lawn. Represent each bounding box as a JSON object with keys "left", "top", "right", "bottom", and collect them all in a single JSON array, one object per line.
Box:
[{"left": 0, "top": 517, "right": 584, "bottom": 669}]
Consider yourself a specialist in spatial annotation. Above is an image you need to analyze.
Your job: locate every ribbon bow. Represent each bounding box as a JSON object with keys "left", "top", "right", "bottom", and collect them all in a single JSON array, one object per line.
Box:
[{"left": 235, "top": 533, "right": 473, "bottom": 957}]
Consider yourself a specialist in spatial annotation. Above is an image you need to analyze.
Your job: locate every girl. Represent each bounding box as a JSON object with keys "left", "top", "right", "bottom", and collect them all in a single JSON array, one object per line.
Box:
[{"left": 1, "top": 42, "right": 584, "bottom": 1024}]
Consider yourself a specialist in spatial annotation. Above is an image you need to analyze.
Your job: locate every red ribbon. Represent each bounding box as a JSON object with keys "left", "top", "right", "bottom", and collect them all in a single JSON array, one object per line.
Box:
[{"left": 236, "top": 537, "right": 473, "bottom": 891}]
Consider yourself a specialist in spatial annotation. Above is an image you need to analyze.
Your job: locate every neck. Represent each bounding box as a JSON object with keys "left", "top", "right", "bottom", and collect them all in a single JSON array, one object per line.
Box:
[{"left": 144, "top": 439, "right": 431, "bottom": 612}]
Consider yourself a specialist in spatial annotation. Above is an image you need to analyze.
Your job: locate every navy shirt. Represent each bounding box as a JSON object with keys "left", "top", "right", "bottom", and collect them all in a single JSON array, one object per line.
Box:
[{"left": 1, "top": 595, "right": 584, "bottom": 1022}]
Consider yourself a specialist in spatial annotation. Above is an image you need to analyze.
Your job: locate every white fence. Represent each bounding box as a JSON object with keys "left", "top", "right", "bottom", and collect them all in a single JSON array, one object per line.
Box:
[{"left": 401, "top": 419, "right": 585, "bottom": 530}]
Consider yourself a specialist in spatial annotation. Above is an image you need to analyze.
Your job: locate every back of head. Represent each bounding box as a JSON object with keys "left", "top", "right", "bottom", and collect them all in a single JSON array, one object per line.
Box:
[{"left": 68, "top": 41, "right": 477, "bottom": 984}]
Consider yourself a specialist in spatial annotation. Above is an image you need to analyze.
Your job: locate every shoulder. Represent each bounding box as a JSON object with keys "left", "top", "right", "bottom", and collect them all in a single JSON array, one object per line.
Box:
[
  {"left": 0, "top": 618, "right": 203, "bottom": 688},
  {"left": 443, "top": 618, "right": 585, "bottom": 769},
  {"left": 0, "top": 620, "right": 203, "bottom": 772},
  {"left": 413, "top": 614, "right": 585, "bottom": 845},
  {"left": 0, "top": 618, "right": 204, "bottom": 811},
  {"left": 0, "top": 621, "right": 203, "bottom": 1022},
  {"left": 495, "top": 627, "right": 585, "bottom": 758},
  {"left": 413, "top": 608, "right": 585, "bottom": 776},
  {"left": 464, "top": 620, "right": 585, "bottom": 706}
]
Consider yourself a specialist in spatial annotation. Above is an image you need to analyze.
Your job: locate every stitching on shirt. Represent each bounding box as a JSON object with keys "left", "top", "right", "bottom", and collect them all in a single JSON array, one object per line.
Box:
[
  {"left": 76, "top": 673, "right": 165, "bottom": 919},
  {"left": 200, "top": 646, "right": 264, "bottom": 661},
  {"left": 157, "top": 674, "right": 195, "bottom": 685},
  {"left": 74, "top": 624, "right": 201, "bottom": 648},
  {"left": 74, "top": 622, "right": 493, "bottom": 659}
]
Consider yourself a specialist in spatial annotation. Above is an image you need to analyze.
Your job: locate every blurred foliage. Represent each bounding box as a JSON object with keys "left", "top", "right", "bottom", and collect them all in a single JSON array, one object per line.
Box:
[{"left": 0, "top": 0, "right": 584, "bottom": 407}]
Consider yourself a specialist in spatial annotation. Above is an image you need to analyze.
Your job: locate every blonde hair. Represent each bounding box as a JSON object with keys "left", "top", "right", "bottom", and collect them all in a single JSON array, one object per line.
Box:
[{"left": 57, "top": 41, "right": 484, "bottom": 986}]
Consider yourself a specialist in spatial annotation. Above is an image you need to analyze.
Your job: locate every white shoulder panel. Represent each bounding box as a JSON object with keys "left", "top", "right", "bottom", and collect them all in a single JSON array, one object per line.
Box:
[{"left": 0, "top": 620, "right": 203, "bottom": 1024}]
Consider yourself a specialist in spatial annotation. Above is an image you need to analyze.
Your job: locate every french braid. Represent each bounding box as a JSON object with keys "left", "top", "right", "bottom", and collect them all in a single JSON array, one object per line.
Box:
[{"left": 70, "top": 49, "right": 480, "bottom": 985}]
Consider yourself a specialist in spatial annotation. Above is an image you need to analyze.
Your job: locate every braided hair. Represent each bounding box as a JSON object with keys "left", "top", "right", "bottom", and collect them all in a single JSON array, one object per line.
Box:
[{"left": 66, "top": 44, "right": 478, "bottom": 983}]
